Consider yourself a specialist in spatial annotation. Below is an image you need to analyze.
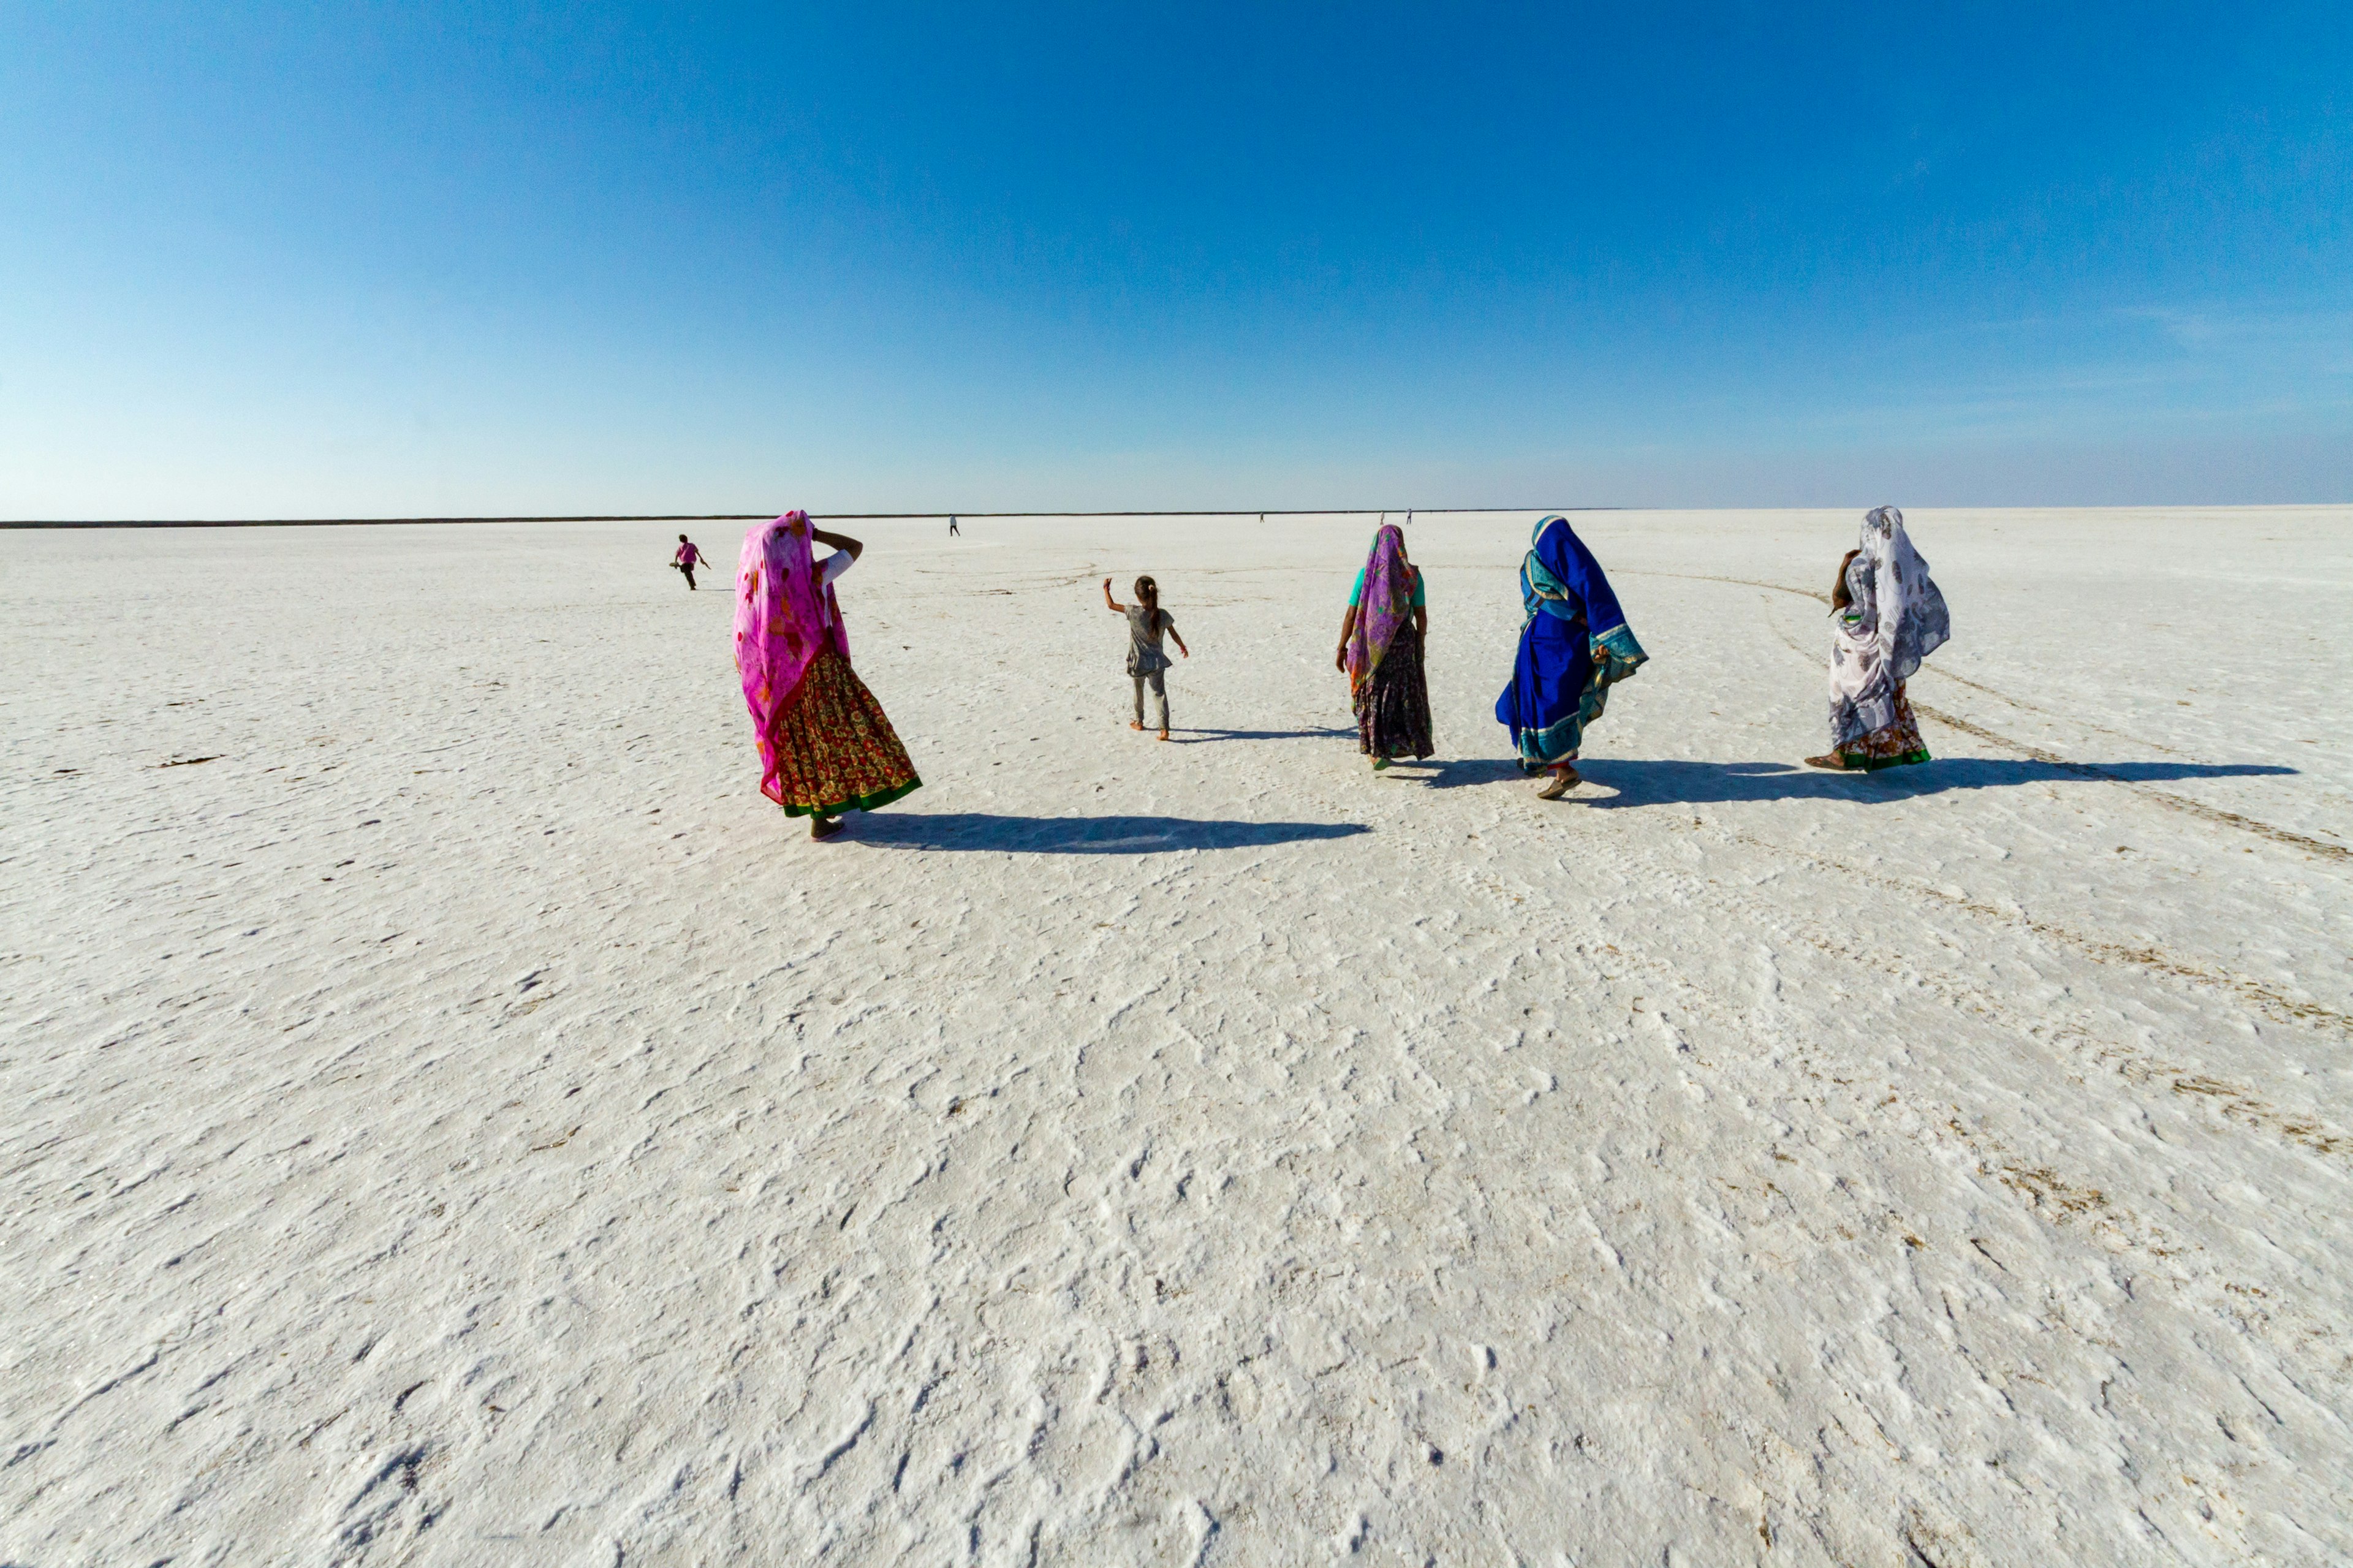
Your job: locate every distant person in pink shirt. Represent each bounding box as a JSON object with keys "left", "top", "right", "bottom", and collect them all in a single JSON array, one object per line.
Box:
[{"left": 673, "top": 534, "right": 710, "bottom": 590}]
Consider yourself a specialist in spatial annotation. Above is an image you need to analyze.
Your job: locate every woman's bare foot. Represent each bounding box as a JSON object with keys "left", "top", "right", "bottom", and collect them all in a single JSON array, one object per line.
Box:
[
  {"left": 1536, "top": 764, "right": 1580, "bottom": 800},
  {"left": 1156, "top": 730, "right": 1170, "bottom": 742},
  {"left": 810, "top": 815, "right": 844, "bottom": 839},
  {"left": 1803, "top": 754, "right": 1850, "bottom": 770},
  {"left": 1129, "top": 721, "right": 1144, "bottom": 731}
]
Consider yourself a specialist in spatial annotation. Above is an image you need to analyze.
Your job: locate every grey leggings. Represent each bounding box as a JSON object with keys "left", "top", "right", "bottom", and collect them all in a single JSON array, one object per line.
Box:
[{"left": 1131, "top": 670, "right": 1169, "bottom": 729}]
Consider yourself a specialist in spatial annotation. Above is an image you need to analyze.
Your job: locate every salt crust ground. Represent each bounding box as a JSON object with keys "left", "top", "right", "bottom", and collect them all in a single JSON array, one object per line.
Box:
[{"left": 4, "top": 508, "right": 2351, "bottom": 1567}]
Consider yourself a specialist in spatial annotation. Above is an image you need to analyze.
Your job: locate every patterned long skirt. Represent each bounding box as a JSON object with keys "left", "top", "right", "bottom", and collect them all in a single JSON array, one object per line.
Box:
[
  {"left": 1354, "top": 623, "right": 1434, "bottom": 760},
  {"left": 760, "top": 647, "right": 922, "bottom": 817},
  {"left": 1838, "top": 682, "right": 1931, "bottom": 770}
]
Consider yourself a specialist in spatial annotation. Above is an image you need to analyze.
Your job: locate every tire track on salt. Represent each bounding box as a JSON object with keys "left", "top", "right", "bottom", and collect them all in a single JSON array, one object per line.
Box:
[
  {"left": 1615, "top": 574, "right": 2353, "bottom": 1041},
  {"left": 1683, "top": 576, "right": 2350, "bottom": 865},
  {"left": 1629, "top": 568, "right": 2347, "bottom": 863}
]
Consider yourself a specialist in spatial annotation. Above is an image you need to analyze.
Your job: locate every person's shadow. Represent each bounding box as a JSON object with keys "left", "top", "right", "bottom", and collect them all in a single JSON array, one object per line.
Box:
[
  {"left": 1414, "top": 758, "right": 1526, "bottom": 789},
  {"left": 1569, "top": 757, "right": 2297, "bottom": 806},
  {"left": 1167, "top": 725, "right": 1357, "bottom": 744},
  {"left": 849, "top": 812, "right": 1373, "bottom": 854},
  {"left": 1378, "top": 756, "right": 2296, "bottom": 802}
]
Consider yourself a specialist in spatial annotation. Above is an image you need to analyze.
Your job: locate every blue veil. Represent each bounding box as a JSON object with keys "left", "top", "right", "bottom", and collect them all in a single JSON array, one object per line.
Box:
[{"left": 1494, "top": 515, "right": 1646, "bottom": 770}]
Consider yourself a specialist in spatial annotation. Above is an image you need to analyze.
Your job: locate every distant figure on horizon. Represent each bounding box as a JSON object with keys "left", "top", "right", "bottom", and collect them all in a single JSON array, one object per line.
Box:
[
  {"left": 1338, "top": 523, "right": 1433, "bottom": 770},
  {"left": 949, "top": 515, "right": 960, "bottom": 536},
  {"left": 673, "top": 534, "right": 709, "bottom": 589},
  {"left": 735, "top": 511, "right": 921, "bottom": 840},
  {"left": 1103, "top": 575, "right": 1188, "bottom": 740},
  {"left": 1806, "top": 506, "right": 1949, "bottom": 771},
  {"left": 1496, "top": 515, "right": 1647, "bottom": 799}
]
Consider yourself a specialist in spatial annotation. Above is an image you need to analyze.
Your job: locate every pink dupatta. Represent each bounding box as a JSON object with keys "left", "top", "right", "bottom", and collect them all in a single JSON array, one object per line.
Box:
[{"left": 735, "top": 512, "right": 851, "bottom": 805}]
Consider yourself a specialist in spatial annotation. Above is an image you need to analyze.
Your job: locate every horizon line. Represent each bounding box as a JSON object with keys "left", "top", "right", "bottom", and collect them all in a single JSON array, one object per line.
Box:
[
  {"left": 10, "top": 502, "right": 2347, "bottom": 529},
  {"left": 1, "top": 507, "right": 1616, "bottom": 529}
]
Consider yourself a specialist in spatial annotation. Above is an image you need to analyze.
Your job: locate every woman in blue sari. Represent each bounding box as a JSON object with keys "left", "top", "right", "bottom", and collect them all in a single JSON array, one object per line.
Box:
[{"left": 1495, "top": 515, "right": 1648, "bottom": 798}]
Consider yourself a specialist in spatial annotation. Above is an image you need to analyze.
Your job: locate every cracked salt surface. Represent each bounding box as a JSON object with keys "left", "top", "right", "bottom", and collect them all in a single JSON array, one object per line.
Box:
[{"left": 3, "top": 507, "right": 2350, "bottom": 1564}]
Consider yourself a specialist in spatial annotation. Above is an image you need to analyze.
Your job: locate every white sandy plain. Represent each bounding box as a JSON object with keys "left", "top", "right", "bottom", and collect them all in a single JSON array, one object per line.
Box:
[{"left": 4, "top": 507, "right": 2351, "bottom": 1567}]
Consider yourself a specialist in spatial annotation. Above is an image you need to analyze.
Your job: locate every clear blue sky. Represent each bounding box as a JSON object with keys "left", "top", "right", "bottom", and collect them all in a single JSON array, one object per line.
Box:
[{"left": 4, "top": 3, "right": 2348, "bottom": 516}]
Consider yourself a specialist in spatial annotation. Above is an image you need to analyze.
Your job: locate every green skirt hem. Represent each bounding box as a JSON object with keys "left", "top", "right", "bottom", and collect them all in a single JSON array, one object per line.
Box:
[
  {"left": 781, "top": 775, "right": 923, "bottom": 819},
  {"left": 1838, "top": 748, "right": 1931, "bottom": 771}
]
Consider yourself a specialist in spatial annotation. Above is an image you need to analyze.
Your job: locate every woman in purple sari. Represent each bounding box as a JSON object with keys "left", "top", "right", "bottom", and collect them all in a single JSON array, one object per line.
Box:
[{"left": 1336, "top": 524, "right": 1433, "bottom": 769}]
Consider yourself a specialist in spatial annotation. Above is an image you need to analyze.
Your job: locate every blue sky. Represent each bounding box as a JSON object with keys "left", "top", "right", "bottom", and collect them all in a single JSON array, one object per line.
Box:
[{"left": 3, "top": 3, "right": 2347, "bottom": 516}]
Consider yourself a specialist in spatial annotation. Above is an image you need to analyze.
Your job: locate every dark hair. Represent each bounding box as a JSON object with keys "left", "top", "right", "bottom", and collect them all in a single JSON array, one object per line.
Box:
[
  {"left": 1830, "top": 548, "right": 1862, "bottom": 610},
  {"left": 1133, "top": 575, "right": 1159, "bottom": 625},
  {"left": 678, "top": 533, "right": 689, "bottom": 542}
]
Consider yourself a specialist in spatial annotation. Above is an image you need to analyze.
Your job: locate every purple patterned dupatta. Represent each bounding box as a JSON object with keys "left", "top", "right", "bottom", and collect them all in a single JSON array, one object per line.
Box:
[{"left": 1344, "top": 524, "right": 1415, "bottom": 692}]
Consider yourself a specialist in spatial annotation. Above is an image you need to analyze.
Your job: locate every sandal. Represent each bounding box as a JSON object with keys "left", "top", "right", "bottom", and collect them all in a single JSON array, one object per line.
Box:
[
  {"left": 1803, "top": 754, "right": 1851, "bottom": 771},
  {"left": 810, "top": 816, "right": 845, "bottom": 840},
  {"left": 1536, "top": 765, "right": 1580, "bottom": 800},
  {"left": 1372, "top": 757, "right": 1391, "bottom": 771}
]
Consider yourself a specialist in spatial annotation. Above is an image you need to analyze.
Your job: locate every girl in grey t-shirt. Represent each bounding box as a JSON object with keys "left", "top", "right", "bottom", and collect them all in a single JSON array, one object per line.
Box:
[{"left": 1101, "top": 575, "right": 1189, "bottom": 739}]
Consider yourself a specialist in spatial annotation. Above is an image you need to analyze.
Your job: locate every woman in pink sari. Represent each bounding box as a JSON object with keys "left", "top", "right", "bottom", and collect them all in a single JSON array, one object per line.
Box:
[{"left": 735, "top": 511, "right": 921, "bottom": 839}]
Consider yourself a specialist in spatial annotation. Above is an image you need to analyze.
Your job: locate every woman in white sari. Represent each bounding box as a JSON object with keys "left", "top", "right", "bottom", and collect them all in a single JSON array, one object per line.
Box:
[{"left": 1806, "top": 506, "right": 1949, "bottom": 771}]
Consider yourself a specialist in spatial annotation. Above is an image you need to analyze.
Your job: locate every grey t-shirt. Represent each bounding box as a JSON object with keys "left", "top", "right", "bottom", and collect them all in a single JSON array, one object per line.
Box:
[{"left": 1125, "top": 605, "right": 1176, "bottom": 675}]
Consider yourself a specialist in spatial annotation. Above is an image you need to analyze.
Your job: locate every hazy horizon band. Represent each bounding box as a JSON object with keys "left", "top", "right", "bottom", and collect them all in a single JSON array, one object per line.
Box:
[{"left": 1, "top": 507, "right": 1627, "bottom": 529}]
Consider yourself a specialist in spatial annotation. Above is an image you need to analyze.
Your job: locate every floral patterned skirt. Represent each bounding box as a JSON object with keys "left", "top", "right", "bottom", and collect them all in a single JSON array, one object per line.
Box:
[
  {"left": 762, "top": 646, "right": 922, "bottom": 817},
  {"left": 1354, "top": 623, "right": 1433, "bottom": 760},
  {"left": 1838, "top": 683, "right": 1931, "bottom": 770}
]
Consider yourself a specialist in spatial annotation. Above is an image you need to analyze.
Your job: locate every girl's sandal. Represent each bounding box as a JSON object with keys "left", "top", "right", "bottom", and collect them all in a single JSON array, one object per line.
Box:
[
  {"left": 1372, "top": 757, "right": 1391, "bottom": 771},
  {"left": 810, "top": 816, "right": 845, "bottom": 840},
  {"left": 1803, "top": 754, "right": 1851, "bottom": 771}
]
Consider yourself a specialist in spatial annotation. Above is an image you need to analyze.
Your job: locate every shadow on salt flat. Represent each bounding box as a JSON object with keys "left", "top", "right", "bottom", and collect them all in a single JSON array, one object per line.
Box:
[
  {"left": 847, "top": 812, "right": 1373, "bottom": 854},
  {"left": 1577, "top": 757, "right": 2298, "bottom": 808},
  {"left": 1412, "top": 759, "right": 1526, "bottom": 789},
  {"left": 1166, "top": 725, "right": 1358, "bottom": 744}
]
